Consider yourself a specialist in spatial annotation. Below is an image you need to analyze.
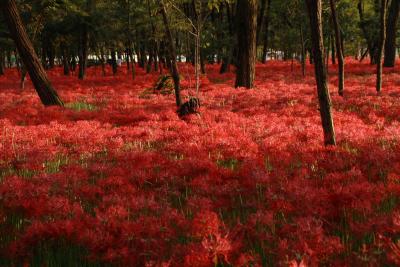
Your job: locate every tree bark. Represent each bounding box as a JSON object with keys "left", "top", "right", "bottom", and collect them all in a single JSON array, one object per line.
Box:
[
  {"left": 376, "top": 0, "right": 389, "bottom": 92},
  {"left": 0, "top": 0, "right": 63, "bottom": 106},
  {"left": 160, "top": 0, "right": 182, "bottom": 107},
  {"left": 384, "top": 0, "right": 400, "bottom": 67},
  {"left": 305, "top": 0, "right": 336, "bottom": 146},
  {"left": 330, "top": 0, "right": 345, "bottom": 96},
  {"left": 235, "top": 0, "right": 258, "bottom": 88}
]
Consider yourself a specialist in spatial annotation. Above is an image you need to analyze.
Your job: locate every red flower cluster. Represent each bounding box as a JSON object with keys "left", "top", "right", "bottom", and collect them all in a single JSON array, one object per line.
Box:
[{"left": 1, "top": 60, "right": 400, "bottom": 266}]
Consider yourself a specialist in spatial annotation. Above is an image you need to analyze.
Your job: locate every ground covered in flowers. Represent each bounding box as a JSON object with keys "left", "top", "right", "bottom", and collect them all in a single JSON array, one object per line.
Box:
[{"left": 1, "top": 61, "right": 400, "bottom": 266}]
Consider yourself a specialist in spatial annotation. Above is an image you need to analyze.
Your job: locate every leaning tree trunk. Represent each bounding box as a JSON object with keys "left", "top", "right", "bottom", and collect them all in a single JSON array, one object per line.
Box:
[
  {"left": 235, "top": 0, "right": 258, "bottom": 88},
  {"left": 305, "top": 0, "right": 336, "bottom": 146},
  {"left": 0, "top": 0, "right": 63, "bottom": 106},
  {"left": 384, "top": 0, "right": 400, "bottom": 67},
  {"left": 160, "top": 0, "right": 182, "bottom": 107},
  {"left": 377, "top": 0, "right": 389, "bottom": 92},
  {"left": 330, "top": 0, "right": 345, "bottom": 96}
]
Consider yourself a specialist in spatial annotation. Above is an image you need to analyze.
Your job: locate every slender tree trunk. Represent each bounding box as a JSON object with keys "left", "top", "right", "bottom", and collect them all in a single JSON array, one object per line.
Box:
[
  {"left": 62, "top": 47, "right": 70, "bottom": 76},
  {"left": 100, "top": 46, "right": 106, "bottom": 76},
  {"left": 256, "top": 0, "right": 267, "bottom": 44},
  {"left": 111, "top": 48, "right": 117, "bottom": 75},
  {"left": 147, "top": 47, "right": 154, "bottom": 73},
  {"left": 0, "top": 0, "right": 63, "bottom": 106},
  {"left": 331, "top": 33, "right": 336, "bottom": 65},
  {"left": 376, "top": 0, "right": 389, "bottom": 93},
  {"left": 128, "top": 45, "right": 136, "bottom": 79},
  {"left": 41, "top": 40, "right": 47, "bottom": 69},
  {"left": 300, "top": 25, "right": 306, "bottom": 77},
  {"left": 384, "top": 0, "right": 400, "bottom": 67},
  {"left": 220, "top": 2, "right": 235, "bottom": 73},
  {"left": 305, "top": 0, "right": 336, "bottom": 146},
  {"left": 126, "top": 47, "right": 130, "bottom": 71},
  {"left": 78, "top": 26, "right": 88, "bottom": 80},
  {"left": 235, "top": 0, "right": 258, "bottom": 88},
  {"left": 326, "top": 33, "right": 331, "bottom": 70},
  {"left": 160, "top": 0, "right": 182, "bottom": 107},
  {"left": 330, "top": 0, "right": 345, "bottom": 96},
  {"left": 358, "top": 0, "right": 379, "bottom": 65},
  {"left": 48, "top": 41, "right": 55, "bottom": 69},
  {"left": 0, "top": 49, "right": 4, "bottom": 75},
  {"left": 261, "top": 0, "right": 272, "bottom": 63}
]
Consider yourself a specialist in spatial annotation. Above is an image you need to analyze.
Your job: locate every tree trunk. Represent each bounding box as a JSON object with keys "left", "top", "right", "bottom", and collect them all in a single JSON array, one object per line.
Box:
[
  {"left": 111, "top": 48, "right": 117, "bottom": 75},
  {"left": 47, "top": 41, "right": 55, "bottom": 69},
  {"left": 358, "top": 0, "right": 379, "bottom": 65},
  {"left": 326, "top": 33, "right": 331, "bottom": 70},
  {"left": 0, "top": 49, "right": 4, "bottom": 75},
  {"left": 220, "top": 3, "right": 235, "bottom": 73},
  {"left": 0, "top": 0, "right": 63, "bottom": 106},
  {"left": 160, "top": 0, "right": 182, "bottom": 107},
  {"left": 331, "top": 33, "right": 336, "bottom": 65},
  {"left": 376, "top": 0, "right": 389, "bottom": 92},
  {"left": 305, "top": 0, "right": 336, "bottom": 146},
  {"left": 128, "top": 45, "right": 136, "bottom": 79},
  {"left": 100, "top": 46, "right": 106, "bottom": 76},
  {"left": 300, "top": 25, "right": 306, "bottom": 77},
  {"left": 261, "top": 0, "right": 272, "bottom": 63},
  {"left": 256, "top": 0, "right": 267, "bottom": 44},
  {"left": 330, "top": 0, "right": 345, "bottom": 96},
  {"left": 235, "top": 0, "right": 258, "bottom": 88},
  {"left": 126, "top": 47, "right": 130, "bottom": 71},
  {"left": 61, "top": 44, "right": 70, "bottom": 76},
  {"left": 383, "top": 0, "right": 400, "bottom": 67},
  {"left": 78, "top": 25, "right": 88, "bottom": 80}
]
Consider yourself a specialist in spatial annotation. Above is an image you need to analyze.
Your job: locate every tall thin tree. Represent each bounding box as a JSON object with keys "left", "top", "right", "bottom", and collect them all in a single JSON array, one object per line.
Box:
[
  {"left": 305, "top": 0, "right": 336, "bottom": 146},
  {"left": 329, "top": 0, "right": 345, "bottom": 96},
  {"left": 160, "top": 0, "right": 182, "bottom": 107},
  {"left": 376, "top": 0, "right": 389, "bottom": 93}
]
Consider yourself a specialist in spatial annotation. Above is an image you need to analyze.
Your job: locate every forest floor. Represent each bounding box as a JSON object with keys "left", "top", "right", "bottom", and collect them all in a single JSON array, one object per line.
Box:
[{"left": 1, "top": 60, "right": 400, "bottom": 266}]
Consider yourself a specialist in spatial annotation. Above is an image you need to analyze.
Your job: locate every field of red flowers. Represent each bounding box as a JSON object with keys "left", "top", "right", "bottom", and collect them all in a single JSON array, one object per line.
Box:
[{"left": 1, "top": 60, "right": 400, "bottom": 266}]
